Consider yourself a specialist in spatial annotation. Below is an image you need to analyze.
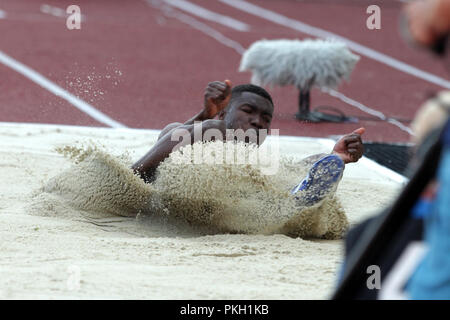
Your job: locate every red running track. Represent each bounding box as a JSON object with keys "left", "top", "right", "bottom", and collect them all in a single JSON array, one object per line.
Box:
[{"left": 0, "top": 0, "right": 448, "bottom": 142}]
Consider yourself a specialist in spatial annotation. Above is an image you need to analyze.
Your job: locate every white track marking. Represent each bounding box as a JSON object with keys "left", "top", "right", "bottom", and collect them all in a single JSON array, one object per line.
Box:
[
  {"left": 40, "top": 4, "right": 66, "bottom": 17},
  {"left": 148, "top": 0, "right": 246, "bottom": 54},
  {"left": 218, "top": 0, "right": 450, "bottom": 89},
  {"left": 323, "top": 88, "right": 414, "bottom": 136},
  {"left": 163, "top": 0, "right": 249, "bottom": 31},
  {"left": 0, "top": 50, "right": 126, "bottom": 128},
  {"left": 0, "top": 9, "right": 6, "bottom": 19},
  {"left": 149, "top": 0, "right": 413, "bottom": 136},
  {"left": 40, "top": 4, "right": 86, "bottom": 21}
]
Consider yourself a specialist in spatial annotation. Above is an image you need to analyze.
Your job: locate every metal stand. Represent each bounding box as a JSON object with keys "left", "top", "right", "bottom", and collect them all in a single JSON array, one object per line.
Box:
[{"left": 295, "top": 87, "right": 354, "bottom": 123}]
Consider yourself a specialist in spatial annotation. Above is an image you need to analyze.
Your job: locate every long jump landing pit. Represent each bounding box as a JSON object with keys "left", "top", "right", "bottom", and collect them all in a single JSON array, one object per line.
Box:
[{"left": 0, "top": 122, "right": 404, "bottom": 299}]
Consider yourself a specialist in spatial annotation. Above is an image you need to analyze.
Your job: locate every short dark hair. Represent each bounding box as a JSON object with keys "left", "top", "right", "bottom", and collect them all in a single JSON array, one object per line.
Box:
[{"left": 230, "top": 84, "right": 273, "bottom": 106}]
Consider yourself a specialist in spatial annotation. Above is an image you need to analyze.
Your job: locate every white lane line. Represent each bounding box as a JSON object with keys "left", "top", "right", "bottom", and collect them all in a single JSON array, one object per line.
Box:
[
  {"left": 163, "top": 0, "right": 249, "bottom": 32},
  {"left": 40, "top": 4, "right": 66, "bottom": 17},
  {"left": 0, "top": 9, "right": 6, "bottom": 19},
  {"left": 148, "top": 0, "right": 246, "bottom": 54},
  {"left": 0, "top": 50, "right": 126, "bottom": 128},
  {"left": 218, "top": 0, "right": 450, "bottom": 89},
  {"left": 323, "top": 88, "right": 414, "bottom": 136},
  {"left": 40, "top": 4, "right": 86, "bottom": 21},
  {"left": 148, "top": 1, "right": 412, "bottom": 136}
]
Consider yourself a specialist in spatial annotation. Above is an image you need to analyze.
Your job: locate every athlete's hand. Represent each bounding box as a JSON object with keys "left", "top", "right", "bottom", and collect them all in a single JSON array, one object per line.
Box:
[
  {"left": 203, "top": 80, "right": 232, "bottom": 119},
  {"left": 332, "top": 127, "right": 365, "bottom": 164}
]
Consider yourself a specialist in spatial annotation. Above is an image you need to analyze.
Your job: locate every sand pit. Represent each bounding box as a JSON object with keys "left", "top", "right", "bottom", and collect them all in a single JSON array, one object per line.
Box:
[{"left": 0, "top": 123, "right": 403, "bottom": 299}]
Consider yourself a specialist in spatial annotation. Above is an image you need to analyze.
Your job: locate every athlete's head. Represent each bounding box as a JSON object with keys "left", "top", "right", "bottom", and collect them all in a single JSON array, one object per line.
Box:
[{"left": 218, "top": 84, "right": 274, "bottom": 144}]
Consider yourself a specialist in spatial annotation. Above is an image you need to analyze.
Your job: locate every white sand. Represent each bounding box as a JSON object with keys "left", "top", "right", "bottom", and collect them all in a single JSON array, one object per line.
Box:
[{"left": 0, "top": 122, "right": 403, "bottom": 299}]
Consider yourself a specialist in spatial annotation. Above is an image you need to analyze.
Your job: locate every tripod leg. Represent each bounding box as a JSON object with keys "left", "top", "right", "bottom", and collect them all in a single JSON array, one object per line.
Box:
[
  {"left": 299, "top": 89, "right": 310, "bottom": 118},
  {"left": 296, "top": 88, "right": 321, "bottom": 122}
]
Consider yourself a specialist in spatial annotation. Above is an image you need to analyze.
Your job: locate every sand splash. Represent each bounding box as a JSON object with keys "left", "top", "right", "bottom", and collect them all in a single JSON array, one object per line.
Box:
[{"left": 29, "top": 141, "right": 348, "bottom": 239}]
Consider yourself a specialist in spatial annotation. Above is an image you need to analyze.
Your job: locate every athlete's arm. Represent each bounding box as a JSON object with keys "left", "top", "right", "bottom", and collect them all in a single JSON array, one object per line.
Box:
[{"left": 132, "top": 120, "right": 227, "bottom": 183}]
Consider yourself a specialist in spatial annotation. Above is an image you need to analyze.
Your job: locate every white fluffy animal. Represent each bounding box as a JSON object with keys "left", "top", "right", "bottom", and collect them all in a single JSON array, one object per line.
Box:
[{"left": 239, "top": 39, "right": 360, "bottom": 90}]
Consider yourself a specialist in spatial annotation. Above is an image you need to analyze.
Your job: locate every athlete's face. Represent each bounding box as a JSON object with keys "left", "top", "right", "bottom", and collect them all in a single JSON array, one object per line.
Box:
[{"left": 220, "top": 92, "right": 273, "bottom": 145}]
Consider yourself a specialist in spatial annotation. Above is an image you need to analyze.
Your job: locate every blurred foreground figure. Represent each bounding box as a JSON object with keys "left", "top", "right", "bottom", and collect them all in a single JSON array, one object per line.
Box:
[
  {"left": 403, "top": 0, "right": 450, "bottom": 55},
  {"left": 333, "top": 0, "right": 450, "bottom": 299},
  {"left": 406, "top": 94, "right": 450, "bottom": 299}
]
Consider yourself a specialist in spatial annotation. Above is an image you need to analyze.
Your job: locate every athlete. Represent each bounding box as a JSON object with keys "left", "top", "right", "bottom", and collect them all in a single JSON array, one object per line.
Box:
[{"left": 132, "top": 80, "right": 365, "bottom": 206}]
